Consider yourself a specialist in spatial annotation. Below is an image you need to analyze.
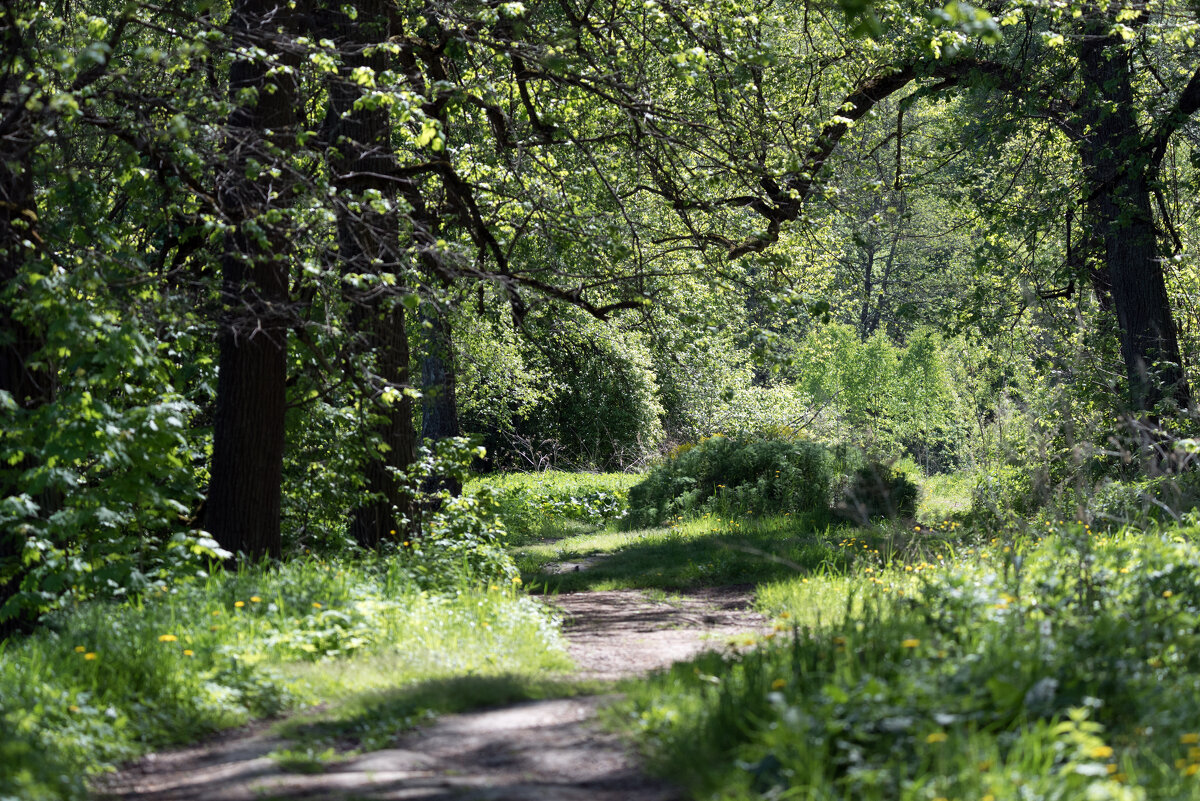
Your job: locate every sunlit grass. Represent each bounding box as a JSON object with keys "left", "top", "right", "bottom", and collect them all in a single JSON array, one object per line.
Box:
[
  {"left": 517, "top": 513, "right": 854, "bottom": 592},
  {"left": 918, "top": 468, "right": 975, "bottom": 521},
  {"left": 616, "top": 525, "right": 1200, "bottom": 800},
  {"left": 0, "top": 558, "right": 569, "bottom": 801}
]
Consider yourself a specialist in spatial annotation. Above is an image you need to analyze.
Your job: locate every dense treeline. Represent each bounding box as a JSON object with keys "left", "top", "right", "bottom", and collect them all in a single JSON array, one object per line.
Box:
[{"left": 2, "top": 0, "right": 1199, "bottom": 634}]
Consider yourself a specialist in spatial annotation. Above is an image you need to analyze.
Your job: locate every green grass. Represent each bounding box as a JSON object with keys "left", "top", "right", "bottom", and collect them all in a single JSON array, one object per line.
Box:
[
  {"left": 918, "top": 469, "right": 975, "bottom": 521},
  {"left": 518, "top": 513, "right": 964, "bottom": 593},
  {"left": 518, "top": 514, "right": 858, "bottom": 592},
  {"left": 614, "top": 524, "right": 1200, "bottom": 800},
  {"left": 0, "top": 558, "right": 570, "bottom": 801}
]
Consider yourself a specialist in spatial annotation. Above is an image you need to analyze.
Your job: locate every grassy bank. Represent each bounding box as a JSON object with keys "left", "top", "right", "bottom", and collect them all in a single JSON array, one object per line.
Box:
[
  {"left": 616, "top": 524, "right": 1200, "bottom": 800},
  {"left": 0, "top": 558, "right": 569, "bottom": 800}
]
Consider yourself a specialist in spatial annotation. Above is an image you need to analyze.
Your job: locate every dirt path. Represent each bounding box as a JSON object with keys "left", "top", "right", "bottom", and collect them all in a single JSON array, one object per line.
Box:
[{"left": 96, "top": 587, "right": 766, "bottom": 801}]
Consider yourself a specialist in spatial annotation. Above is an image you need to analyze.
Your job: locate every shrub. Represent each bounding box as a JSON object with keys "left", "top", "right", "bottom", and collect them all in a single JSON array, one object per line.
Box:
[
  {"left": 835, "top": 461, "right": 920, "bottom": 524},
  {"left": 970, "top": 463, "right": 1039, "bottom": 523},
  {"left": 1082, "top": 469, "right": 1200, "bottom": 528},
  {"left": 469, "top": 471, "right": 638, "bottom": 542},
  {"left": 624, "top": 435, "right": 835, "bottom": 528}
]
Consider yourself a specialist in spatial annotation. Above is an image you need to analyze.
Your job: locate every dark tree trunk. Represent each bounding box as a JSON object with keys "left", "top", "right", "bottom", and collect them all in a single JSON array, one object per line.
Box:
[
  {"left": 858, "top": 247, "right": 875, "bottom": 341},
  {"left": 204, "top": 0, "right": 301, "bottom": 561},
  {"left": 420, "top": 301, "right": 460, "bottom": 443},
  {"left": 419, "top": 298, "right": 462, "bottom": 497},
  {"left": 1079, "top": 31, "right": 1189, "bottom": 413},
  {"left": 320, "top": 2, "right": 418, "bottom": 549}
]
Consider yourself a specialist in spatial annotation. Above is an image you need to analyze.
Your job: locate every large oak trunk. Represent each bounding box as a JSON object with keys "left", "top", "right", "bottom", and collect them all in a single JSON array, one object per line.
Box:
[
  {"left": 1079, "top": 30, "right": 1189, "bottom": 413},
  {"left": 204, "top": 0, "right": 300, "bottom": 560},
  {"left": 321, "top": 2, "right": 418, "bottom": 549}
]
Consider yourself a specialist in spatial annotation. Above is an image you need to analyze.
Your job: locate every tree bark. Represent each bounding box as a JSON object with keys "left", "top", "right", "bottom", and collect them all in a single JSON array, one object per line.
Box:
[
  {"left": 321, "top": 1, "right": 418, "bottom": 549},
  {"left": 419, "top": 296, "right": 462, "bottom": 497},
  {"left": 204, "top": 0, "right": 301, "bottom": 560},
  {"left": 1078, "top": 30, "right": 1190, "bottom": 413},
  {"left": 420, "top": 299, "right": 461, "bottom": 442}
]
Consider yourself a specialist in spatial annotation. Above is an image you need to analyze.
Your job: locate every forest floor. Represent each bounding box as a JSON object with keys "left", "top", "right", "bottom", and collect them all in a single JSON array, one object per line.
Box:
[{"left": 96, "top": 570, "right": 767, "bottom": 800}]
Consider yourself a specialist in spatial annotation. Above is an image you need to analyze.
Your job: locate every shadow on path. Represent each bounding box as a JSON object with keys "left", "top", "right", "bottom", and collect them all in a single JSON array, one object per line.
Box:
[{"left": 97, "top": 588, "right": 766, "bottom": 801}]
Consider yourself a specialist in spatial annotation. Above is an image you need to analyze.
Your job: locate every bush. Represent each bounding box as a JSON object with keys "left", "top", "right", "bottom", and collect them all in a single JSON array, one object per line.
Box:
[
  {"left": 1082, "top": 470, "right": 1200, "bottom": 528},
  {"left": 624, "top": 435, "right": 835, "bottom": 528},
  {"left": 835, "top": 461, "right": 920, "bottom": 524},
  {"left": 469, "top": 471, "right": 638, "bottom": 542},
  {"left": 970, "top": 463, "right": 1040, "bottom": 524}
]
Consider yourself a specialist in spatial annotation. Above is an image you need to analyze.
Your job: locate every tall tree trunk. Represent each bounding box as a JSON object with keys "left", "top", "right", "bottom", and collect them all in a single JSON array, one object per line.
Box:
[
  {"left": 204, "top": 0, "right": 301, "bottom": 560},
  {"left": 1079, "top": 31, "right": 1190, "bottom": 413},
  {"left": 420, "top": 301, "right": 460, "bottom": 443},
  {"left": 420, "top": 296, "right": 462, "bottom": 497},
  {"left": 321, "top": 1, "right": 418, "bottom": 549}
]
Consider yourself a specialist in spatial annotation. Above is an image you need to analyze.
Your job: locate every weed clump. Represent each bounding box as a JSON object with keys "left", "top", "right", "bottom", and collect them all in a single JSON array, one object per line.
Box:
[{"left": 624, "top": 436, "right": 835, "bottom": 528}]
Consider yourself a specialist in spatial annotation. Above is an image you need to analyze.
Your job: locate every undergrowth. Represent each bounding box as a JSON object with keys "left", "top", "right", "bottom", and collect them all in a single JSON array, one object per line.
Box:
[
  {"left": 0, "top": 558, "right": 569, "bottom": 800},
  {"left": 468, "top": 470, "right": 639, "bottom": 543},
  {"left": 617, "top": 524, "right": 1200, "bottom": 800}
]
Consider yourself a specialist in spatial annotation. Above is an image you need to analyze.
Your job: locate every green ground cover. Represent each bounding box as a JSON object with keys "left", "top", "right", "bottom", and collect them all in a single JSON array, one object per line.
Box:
[
  {"left": 616, "top": 525, "right": 1200, "bottom": 800},
  {"left": 515, "top": 513, "right": 855, "bottom": 592},
  {"left": 0, "top": 558, "right": 569, "bottom": 801},
  {"left": 10, "top": 462, "right": 1200, "bottom": 801}
]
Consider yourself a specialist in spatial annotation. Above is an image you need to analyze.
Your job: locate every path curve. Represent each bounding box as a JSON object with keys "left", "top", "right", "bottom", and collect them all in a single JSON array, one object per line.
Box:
[{"left": 97, "top": 587, "right": 765, "bottom": 801}]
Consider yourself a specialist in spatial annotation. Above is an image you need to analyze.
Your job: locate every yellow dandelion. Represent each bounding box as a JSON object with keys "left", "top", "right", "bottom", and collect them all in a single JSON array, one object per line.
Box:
[
  {"left": 183, "top": 650, "right": 194, "bottom": 657},
  {"left": 901, "top": 638, "right": 920, "bottom": 648},
  {"left": 1181, "top": 733, "right": 1200, "bottom": 744},
  {"left": 158, "top": 634, "right": 178, "bottom": 643},
  {"left": 74, "top": 646, "right": 86, "bottom": 653},
  {"left": 1164, "top": 590, "right": 1174, "bottom": 598},
  {"left": 1188, "top": 764, "right": 1200, "bottom": 777},
  {"left": 512, "top": 576, "right": 522, "bottom": 584},
  {"left": 84, "top": 652, "right": 96, "bottom": 660},
  {"left": 69, "top": 705, "right": 81, "bottom": 713},
  {"left": 1088, "top": 745, "right": 1114, "bottom": 759},
  {"left": 312, "top": 602, "right": 323, "bottom": 608},
  {"left": 926, "top": 732, "right": 948, "bottom": 743},
  {"left": 250, "top": 596, "right": 261, "bottom": 603},
  {"left": 234, "top": 601, "right": 245, "bottom": 608},
  {"left": 771, "top": 678, "right": 787, "bottom": 689}
]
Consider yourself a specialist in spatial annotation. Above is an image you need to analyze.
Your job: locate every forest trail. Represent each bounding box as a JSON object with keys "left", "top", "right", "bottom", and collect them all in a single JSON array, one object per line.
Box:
[{"left": 97, "top": 586, "right": 766, "bottom": 801}]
